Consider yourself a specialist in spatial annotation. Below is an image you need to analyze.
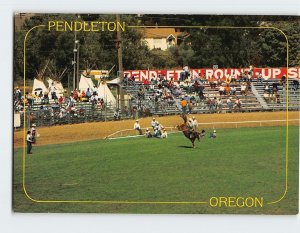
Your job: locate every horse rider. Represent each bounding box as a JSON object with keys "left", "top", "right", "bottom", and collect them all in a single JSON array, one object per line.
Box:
[
  {"left": 191, "top": 116, "right": 198, "bottom": 131},
  {"left": 187, "top": 118, "right": 195, "bottom": 138}
]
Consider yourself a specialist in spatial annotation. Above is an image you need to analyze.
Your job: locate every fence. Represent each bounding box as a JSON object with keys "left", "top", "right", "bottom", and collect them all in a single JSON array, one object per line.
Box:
[{"left": 104, "top": 119, "right": 299, "bottom": 139}]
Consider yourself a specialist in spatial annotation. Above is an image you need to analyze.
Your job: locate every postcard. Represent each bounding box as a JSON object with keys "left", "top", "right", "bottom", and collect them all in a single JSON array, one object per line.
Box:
[{"left": 13, "top": 13, "right": 299, "bottom": 214}]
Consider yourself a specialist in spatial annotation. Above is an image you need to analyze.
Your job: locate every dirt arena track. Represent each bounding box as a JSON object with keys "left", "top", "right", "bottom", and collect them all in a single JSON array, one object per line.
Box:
[{"left": 14, "top": 111, "right": 299, "bottom": 148}]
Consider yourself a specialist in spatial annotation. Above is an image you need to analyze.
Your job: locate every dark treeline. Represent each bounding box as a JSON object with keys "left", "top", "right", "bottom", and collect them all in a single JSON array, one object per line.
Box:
[{"left": 14, "top": 14, "right": 299, "bottom": 85}]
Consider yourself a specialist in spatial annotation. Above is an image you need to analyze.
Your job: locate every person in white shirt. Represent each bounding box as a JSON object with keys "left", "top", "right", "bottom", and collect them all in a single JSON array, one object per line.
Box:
[
  {"left": 134, "top": 120, "right": 142, "bottom": 135},
  {"left": 240, "top": 83, "right": 247, "bottom": 95},
  {"left": 192, "top": 116, "right": 198, "bottom": 131},
  {"left": 151, "top": 117, "right": 157, "bottom": 129}
]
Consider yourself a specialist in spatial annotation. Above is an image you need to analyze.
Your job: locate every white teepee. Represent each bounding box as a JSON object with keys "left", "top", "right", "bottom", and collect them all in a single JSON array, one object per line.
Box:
[
  {"left": 79, "top": 75, "right": 94, "bottom": 92},
  {"left": 32, "top": 79, "right": 48, "bottom": 95},
  {"left": 47, "top": 78, "right": 65, "bottom": 98},
  {"left": 97, "top": 82, "right": 116, "bottom": 107}
]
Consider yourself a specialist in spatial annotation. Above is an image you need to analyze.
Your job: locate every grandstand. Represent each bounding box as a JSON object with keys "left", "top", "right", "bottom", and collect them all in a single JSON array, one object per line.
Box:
[
  {"left": 252, "top": 78, "right": 300, "bottom": 111},
  {"left": 14, "top": 76, "right": 299, "bottom": 128}
]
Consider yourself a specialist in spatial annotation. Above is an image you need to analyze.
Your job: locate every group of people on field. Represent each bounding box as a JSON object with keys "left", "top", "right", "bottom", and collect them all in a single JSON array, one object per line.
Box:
[{"left": 133, "top": 117, "right": 168, "bottom": 139}]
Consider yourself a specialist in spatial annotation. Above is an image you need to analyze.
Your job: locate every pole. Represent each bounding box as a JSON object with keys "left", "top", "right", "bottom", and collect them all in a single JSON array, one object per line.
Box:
[
  {"left": 68, "top": 72, "right": 70, "bottom": 93},
  {"left": 117, "top": 14, "right": 124, "bottom": 112},
  {"left": 73, "top": 31, "right": 77, "bottom": 91},
  {"left": 77, "top": 44, "right": 80, "bottom": 90}
]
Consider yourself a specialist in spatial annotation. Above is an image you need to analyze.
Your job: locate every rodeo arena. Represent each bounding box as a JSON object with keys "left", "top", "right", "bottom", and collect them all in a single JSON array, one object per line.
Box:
[{"left": 14, "top": 66, "right": 300, "bottom": 146}]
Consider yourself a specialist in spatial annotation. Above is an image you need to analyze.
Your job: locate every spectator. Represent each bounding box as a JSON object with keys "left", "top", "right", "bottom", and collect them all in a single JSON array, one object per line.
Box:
[
  {"left": 114, "top": 109, "right": 120, "bottom": 120},
  {"left": 231, "top": 86, "right": 237, "bottom": 95},
  {"left": 272, "top": 82, "right": 279, "bottom": 94},
  {"left": 58, "top": 95, "right": 64, "bottom": 107},
  {"left": 240, "top": 83, "right": 247, "bottom": 96},
  {"left": 15, "top": 87, "right": 22, "bottom": 101},
  {"left": 224, "top": 85, "right": 231, "bottom": 96},
  {"left": 137, "top": 87, "right": 145, "bottom": 100},
  {"left": 133, "top": 120, "right": 142, "bottom": 135},
  {"left": 180, "top": 98, "right": 188, "bottom": 114},
  {"left": 207, "top": 97, "right": 215, "bottom": 113},
  {"left": 218, "top": 85, "right": 225, "bottom": 95},
  {"left": 292, "top": 79, "right": 299, "bottom": 91},
  {"left": 123, "top": 106, "right": 129, "bottom": 117},
  {"left": 52, "top": 91, "right": 58, "bottom": 102},
  {"left": 234, "top": 97, "right": 242, "bottom": 111},
  {"left": 86, "top": 88, "right": 91, "bottom": 99},
  {"left": 216, "top": 98, "right": 223, "bottom": 113},
  {"left": 188, "top": 101, "right": 193, "bottom": 114},
  {"left": 227, "top": 97, "right": 234, "bottom": 110},
  {"left": 264, "top": 82, "right": 271, "bottom": 94},
  {"left": 42, "top": 92, "right": 49, "bottom": 104},
  {"left": 257, "top": 72, "right": 264, "bottom": 83}
]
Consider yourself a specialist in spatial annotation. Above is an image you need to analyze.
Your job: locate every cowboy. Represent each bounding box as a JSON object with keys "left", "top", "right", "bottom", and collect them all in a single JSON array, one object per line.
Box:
[
  {"left": 191, "top": 116, "right": 198, "bottom": 131},
  {"left": 133, "top": 120, "right": 142, "bottom": 135},
  {"left": 151, "top": 117, "right": 157, "bottom": 129},
  {"left": 187, "top": 118, "right": 195, "bottom": 138}
]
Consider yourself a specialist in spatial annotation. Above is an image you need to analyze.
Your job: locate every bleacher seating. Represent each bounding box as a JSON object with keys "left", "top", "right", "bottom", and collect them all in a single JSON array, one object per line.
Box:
[{"left": 252, "top": 78, "right": 300, "bottom": 111}]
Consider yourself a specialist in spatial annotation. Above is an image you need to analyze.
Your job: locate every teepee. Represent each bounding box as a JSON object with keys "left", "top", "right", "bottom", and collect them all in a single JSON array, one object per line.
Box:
[
  {"left": 32, "top": 79, "right": 48, "bottom": 95},
  {"left": 47, "top": 78, "right": 65, "bottom": 98},
  {"left": 79, "top": 75, "right": 94, "bottom": 92},
  {"left": 97, "top": 82, "right": 116, "bottom": 107}
]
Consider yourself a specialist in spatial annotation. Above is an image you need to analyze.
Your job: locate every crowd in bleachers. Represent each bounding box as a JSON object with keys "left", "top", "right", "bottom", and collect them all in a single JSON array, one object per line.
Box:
[
  {"left": 123, "top": 67, "right": 263, "bottom": 115},
  {"left": 14, "top": 66, "right": 299, "bottom": 127},
  {"left": 13, "top": 85, "right": 111, "bottom": 127}
]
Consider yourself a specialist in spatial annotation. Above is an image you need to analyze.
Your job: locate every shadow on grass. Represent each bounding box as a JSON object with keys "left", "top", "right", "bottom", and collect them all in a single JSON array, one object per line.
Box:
[{"left": 177, "top": 145, "right": 194, "bottom": 149}]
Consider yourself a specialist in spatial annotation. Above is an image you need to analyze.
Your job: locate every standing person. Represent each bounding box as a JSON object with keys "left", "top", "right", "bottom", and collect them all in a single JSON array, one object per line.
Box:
[
  {"left": 151, "top": 117, "right": 157, "bottom": 129},
  {"left": 27, "top": 131, "right": 33, "bottom": 154},
  {"left": 134, "top": 120, "right": 143, "bottom": 135}
]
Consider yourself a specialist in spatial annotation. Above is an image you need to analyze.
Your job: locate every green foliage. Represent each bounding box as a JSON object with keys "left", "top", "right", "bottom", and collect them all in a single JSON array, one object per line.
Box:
[{"left": 15, "top": 14, "right": 299, "bottom": 85}]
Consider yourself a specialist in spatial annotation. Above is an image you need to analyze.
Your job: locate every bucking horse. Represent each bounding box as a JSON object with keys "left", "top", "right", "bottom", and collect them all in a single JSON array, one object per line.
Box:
[{"left": 177, "top": 114, "right": 205, "bottom": 148}]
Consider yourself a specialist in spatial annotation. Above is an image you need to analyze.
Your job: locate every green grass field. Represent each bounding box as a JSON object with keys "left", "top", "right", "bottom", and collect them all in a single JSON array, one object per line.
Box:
[{"left": 13, "top": 126, "right": 299, "bottom": 214}]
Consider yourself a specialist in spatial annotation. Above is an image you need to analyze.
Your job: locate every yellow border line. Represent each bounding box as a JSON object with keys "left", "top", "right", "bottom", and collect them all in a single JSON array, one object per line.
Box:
[{"left": 22, "top": 24, "right": 290, "bottom": 206}]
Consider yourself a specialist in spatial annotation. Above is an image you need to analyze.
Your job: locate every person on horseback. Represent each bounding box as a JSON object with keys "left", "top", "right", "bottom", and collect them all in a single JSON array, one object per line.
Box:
[{"left": 187, "top": 118, "right": 195, "bottom": 139}]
